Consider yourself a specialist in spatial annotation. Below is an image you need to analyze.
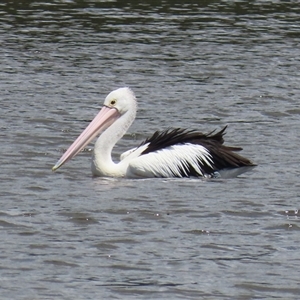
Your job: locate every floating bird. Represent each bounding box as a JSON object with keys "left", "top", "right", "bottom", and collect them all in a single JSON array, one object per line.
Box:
[{"left": 52, "top": 87, "right": 256, "bottom": 178}]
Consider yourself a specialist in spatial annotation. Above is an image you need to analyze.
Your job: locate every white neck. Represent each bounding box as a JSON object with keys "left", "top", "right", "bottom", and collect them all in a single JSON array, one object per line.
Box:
[{"left": 91, "top": 107, "right": 136, "bottom": 177}]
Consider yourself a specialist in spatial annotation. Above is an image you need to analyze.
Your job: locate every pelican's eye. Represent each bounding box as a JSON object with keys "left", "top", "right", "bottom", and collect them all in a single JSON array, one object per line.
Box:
[{"left": 110, "top": 99, "right": 116, "bottom": 106}]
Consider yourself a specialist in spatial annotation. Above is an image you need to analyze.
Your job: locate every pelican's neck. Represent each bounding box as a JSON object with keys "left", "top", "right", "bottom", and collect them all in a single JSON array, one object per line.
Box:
[{"left": 91, "top": 107, "right": 136, "bottom": 177}]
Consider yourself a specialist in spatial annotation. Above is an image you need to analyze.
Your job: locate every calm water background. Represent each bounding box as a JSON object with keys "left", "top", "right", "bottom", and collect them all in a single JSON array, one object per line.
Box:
[{"left": 1, "top": 1, "right": 300, "bottom": 299}]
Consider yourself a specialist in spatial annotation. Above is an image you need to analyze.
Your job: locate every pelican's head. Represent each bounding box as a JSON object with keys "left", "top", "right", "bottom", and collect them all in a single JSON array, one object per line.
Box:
[
  {"left": 104, "top": 87, "right": 137, "bottom": 116},
  {"left": 52, "top": 87, "right": 137, "bottom": 172}
]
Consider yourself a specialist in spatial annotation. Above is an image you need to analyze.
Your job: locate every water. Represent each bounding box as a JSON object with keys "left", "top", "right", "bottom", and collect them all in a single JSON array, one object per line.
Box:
[{"left": 1, "top": 1, "right": 300, "bottom": 299}]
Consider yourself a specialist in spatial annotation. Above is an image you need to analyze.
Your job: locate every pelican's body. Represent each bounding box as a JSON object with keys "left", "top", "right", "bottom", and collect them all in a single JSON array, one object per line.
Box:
[{"left": 52, "top": 88, "right": 256, "bottom": 178}]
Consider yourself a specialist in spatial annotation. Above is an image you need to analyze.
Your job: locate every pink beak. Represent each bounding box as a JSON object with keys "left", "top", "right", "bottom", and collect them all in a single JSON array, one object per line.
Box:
[{"left": 52, "top": 105, "right": 120, "bottom": 171}]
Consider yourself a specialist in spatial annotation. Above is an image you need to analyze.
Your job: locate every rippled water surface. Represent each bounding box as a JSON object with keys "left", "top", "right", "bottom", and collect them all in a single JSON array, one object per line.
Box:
[{"left": 1, "top": 1, "right": 300, "bottom": 299}]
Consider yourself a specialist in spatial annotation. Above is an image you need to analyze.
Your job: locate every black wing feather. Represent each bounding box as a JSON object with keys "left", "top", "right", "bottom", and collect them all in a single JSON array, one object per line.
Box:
[{"left": 139, "top": 126, "right": 256, "bottom": 176}]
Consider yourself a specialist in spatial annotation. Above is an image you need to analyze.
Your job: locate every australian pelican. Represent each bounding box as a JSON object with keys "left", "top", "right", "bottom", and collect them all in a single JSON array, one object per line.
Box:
[{"left": 52, "top": 87, "right": 256, "bottom": 178}]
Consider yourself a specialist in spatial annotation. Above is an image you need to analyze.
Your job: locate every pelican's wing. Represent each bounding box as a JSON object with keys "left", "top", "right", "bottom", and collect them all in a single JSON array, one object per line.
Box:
[
  {"left": 126, "top": 127, "right": 255, "bottom": 178},
  {"left": 127, "top": 144, "right": 214, "bottom": 178}
]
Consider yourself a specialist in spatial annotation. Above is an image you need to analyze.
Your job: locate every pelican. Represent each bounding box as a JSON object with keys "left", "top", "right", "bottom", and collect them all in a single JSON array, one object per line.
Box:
[{"left": 52, "top": 87, "right": 256, "bottom": 178}]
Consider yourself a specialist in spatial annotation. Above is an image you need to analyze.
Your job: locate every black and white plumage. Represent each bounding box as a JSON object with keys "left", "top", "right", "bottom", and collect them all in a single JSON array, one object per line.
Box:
[{"left": 52, "top": 87, "right": 256, "bottom": 178}]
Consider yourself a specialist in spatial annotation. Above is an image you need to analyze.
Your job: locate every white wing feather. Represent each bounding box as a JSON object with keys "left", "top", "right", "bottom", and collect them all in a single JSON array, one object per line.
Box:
[
  {"left": 127, "top": 143, "right": 213, "bottom": 178},
  {"left": 120, "top": 147, "right": 137, "bottom": 161},
  {"left": 120, "top": 143, "right": 149, "bottom": 161}
]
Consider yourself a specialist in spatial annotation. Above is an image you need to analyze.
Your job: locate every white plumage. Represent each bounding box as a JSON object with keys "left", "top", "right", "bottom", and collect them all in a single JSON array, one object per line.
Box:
[{"left": 126, "top": 144, "right": 213, "bottom": 178}]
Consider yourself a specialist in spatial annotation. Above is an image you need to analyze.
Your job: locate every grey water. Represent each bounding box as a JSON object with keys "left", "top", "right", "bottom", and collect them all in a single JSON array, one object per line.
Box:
[{"left": 1, "top": 1, "right": 300, "bottom": 299}]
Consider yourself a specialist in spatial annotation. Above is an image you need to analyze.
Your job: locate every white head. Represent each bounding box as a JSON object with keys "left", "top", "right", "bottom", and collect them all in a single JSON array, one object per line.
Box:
[{"left": 104, "top": 87, "right": 137, "bottom": 116}]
